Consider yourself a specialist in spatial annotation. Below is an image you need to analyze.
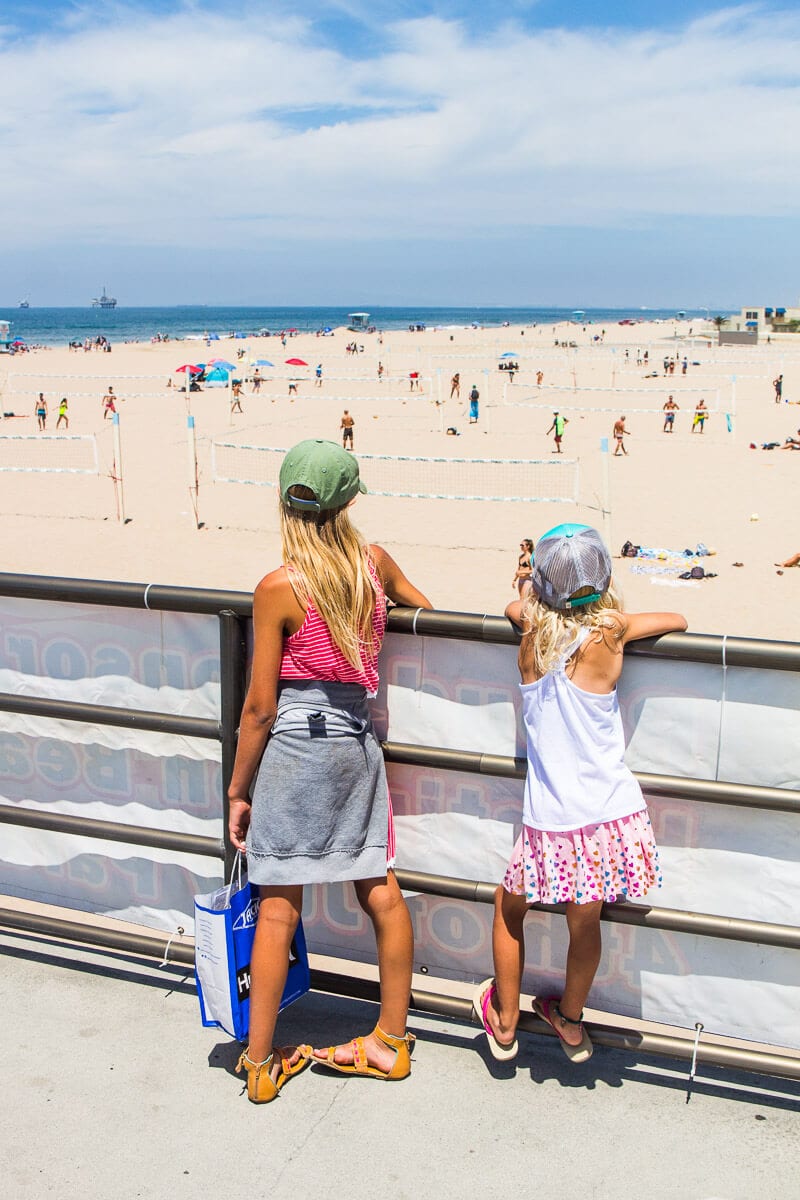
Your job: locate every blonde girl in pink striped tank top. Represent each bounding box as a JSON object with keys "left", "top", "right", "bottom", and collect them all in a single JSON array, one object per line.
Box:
[{"left": 228, "top": 440, "right": 432, "bottom": 1104}]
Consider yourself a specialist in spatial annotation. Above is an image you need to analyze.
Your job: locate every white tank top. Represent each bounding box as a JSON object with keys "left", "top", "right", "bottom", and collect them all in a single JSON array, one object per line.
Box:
[{"left": 520, "top": 627, "right": 644, "bottom": 832}]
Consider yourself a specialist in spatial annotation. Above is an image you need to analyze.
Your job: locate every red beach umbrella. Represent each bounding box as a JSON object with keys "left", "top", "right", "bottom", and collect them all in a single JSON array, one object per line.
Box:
[
  {"left": 285, "top": 358, "right": 308, "bottom": 366},
  {"left": 175, "top": 363, "right": 202, "bottom": 374}
]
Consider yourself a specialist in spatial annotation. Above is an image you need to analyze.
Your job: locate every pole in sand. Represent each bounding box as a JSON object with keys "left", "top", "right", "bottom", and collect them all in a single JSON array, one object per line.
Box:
[
  {"left": 112, "top": 411, "right": 126, "bottom": 523},
  {"left": 599, "top": 436, "right": 612, "bottom": 551},
  {"left": 187, "top": 414, "right": 200, "bottom": 528}
]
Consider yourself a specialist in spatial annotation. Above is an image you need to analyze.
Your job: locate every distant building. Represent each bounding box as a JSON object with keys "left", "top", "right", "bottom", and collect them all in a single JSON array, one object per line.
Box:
[{"left": 728, "top": 305, "right": 800, "bottom": 333}]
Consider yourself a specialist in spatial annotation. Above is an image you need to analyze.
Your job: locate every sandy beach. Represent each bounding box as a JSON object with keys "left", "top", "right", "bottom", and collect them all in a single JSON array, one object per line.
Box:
[{"left": 0, "top": 318, "right": 798, "bottom": 640}]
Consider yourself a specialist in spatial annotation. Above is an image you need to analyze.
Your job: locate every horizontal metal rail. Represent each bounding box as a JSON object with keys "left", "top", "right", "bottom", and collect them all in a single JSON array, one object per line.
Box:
[
  {"left": 0, "top": 571, "right": 798, "bottom": 671},
  {"left": 0, "top": 803, "right": 224, "bottom": 859},
  {"left": 1, "top": 908, "right": 798, "bottom": 1081},
  {"left": 382, "top": 742, "right": 800, "bottom": 815},
  {"left": 394, "top": 869, "right": 800, "bottom": 951},
  {"left": 0, "top": 572, "right": 253, "bottom": 618},
  {"left": 0, "top": 692, "right": 221, "bottom": 740}
]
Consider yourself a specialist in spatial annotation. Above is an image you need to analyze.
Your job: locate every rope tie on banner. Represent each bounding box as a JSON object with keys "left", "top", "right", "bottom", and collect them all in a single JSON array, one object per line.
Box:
[
  {"left": 159, "top": 926, "right": 185, "bottom": 968},
  {"left": 713, "top": 634, "right": 728, "bottom": 782},
  {"left": 143, "top": 583, "right": 154, "bottom": 610},
  {"left": 686, "top": 1021, "right": 704, "bottom": 1103}
]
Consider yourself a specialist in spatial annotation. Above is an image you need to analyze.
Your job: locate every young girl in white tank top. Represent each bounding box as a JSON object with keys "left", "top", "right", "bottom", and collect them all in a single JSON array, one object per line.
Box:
[{"left": 474, "top": 524, "right": 687, "bottom": 1063}]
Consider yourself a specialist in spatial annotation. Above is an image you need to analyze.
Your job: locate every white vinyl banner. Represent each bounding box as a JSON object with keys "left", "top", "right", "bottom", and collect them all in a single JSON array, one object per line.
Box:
[
  {"left": 0, "top": 603, "right": 798, "bottom": 1050},
  {"left": 306, "top": 633, "right": 800, "bottom": 1051},
  {"left": 0, "top": 598, "right": 223, "bottom": 929}
]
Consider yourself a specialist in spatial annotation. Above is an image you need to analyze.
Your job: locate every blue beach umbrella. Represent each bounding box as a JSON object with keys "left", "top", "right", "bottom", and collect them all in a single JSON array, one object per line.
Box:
[
  {"left": 205, "top": 366, "right": 230, "bottom": 386},
  {"left": 208, "top": 358, "right": 235, "bottom": 371},
  {"left": 499, "top": 351, "right": 517, "bottom": 358},
  {"left": 252, "top": 359, "right": 274, "bottom": 367}
]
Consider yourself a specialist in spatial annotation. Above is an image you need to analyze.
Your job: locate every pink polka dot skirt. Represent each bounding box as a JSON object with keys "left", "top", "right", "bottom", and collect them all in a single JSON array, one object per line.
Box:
[{"left": 502, "top": 808, "right": 661, "bottom": 905}]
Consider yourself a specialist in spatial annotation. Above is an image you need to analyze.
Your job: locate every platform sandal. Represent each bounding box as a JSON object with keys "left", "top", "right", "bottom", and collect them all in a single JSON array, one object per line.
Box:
[
  {"left": 533, "top": 997, "right": 593, "bottom": 1063},
  {"left": 315, "top": 1024, "right": 416, "bottom": 1081},
  {"left": 236, "top": 1044, "right": 312, "bottom": 1103}
]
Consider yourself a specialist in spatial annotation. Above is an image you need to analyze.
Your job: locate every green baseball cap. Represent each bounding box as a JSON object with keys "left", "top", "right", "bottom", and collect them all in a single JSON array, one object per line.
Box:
[{"left": 279, "top": 439, "right": 367, "bottom": 513}]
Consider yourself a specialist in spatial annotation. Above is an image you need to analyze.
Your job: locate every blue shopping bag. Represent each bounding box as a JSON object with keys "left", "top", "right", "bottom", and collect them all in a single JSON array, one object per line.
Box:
[{"left": 194, "top": 859, "right": 311, "bottom": 1040}]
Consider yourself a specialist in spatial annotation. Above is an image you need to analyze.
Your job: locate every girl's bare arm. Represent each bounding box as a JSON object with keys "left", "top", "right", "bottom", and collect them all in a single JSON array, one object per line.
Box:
[
  {"left": 621, "top": 610, "right": 687, "bottom": 644},
  {"left": 227, "top": 572, "right": 291, "bottom": 851},
  {"left": 370, "top": 544, "right": 432, "bottom": 609}
]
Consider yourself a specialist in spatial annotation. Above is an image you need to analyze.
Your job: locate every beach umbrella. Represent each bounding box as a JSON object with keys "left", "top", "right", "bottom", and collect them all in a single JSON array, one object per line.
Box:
[
  {"left": 204, "top": 366, "right": 230, "bottom": 386},
  {"left": 207, "top": 333, "right": 220, "bottom": 341},
  {"left": 252, "top": 359, "right": 274, "bottom": 367},
  {"left": 233, "top": 332, "right": 247, "bottom": 339},
  {"left": 285, "top": 358, "right": 308, "bottom": 366},
  {"left": 208, "top": 358, "right": 235, "bottom": 370},
  {"left": 499, "top": 352, "right": 517, "bottom": 358},
  {"left": 175, "top": 363, "right": 202, "bottom": 374}
]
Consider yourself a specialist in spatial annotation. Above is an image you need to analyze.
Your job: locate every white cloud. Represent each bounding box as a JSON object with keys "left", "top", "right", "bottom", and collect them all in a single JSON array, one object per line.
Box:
[{"left": 0, "top": 5, "right": 799, "bottom": 248}]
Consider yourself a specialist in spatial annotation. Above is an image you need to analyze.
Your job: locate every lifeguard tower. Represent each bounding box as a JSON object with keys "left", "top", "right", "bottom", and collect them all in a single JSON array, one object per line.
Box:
[
  {"left": 347, "top": 312, "right": 370, "bottom": 332},
  {"left": 0, "top": 320, "right": 12, "bottom": 353}
]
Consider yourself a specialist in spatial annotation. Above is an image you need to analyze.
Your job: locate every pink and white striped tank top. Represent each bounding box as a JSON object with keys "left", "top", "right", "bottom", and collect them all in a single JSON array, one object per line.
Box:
[{"left": 280, "top": 559, "right": 387, "bottom": 694}]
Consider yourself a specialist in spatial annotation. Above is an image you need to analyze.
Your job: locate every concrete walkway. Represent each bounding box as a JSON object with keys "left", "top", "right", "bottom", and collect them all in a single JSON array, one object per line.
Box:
[{"left": 1, "top": 928, "right": 798, "bottom": 1200}]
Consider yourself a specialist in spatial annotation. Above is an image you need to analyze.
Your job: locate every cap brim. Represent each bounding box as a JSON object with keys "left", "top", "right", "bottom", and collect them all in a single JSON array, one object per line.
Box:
[{"left": 358, "top": 480, "right": 368, "bottom": 495}]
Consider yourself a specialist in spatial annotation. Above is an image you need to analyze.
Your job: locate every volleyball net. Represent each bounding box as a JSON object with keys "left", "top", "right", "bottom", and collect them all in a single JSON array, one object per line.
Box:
[
  {"left": 0, "top": 434, "right": 99, "bottom": 474},
  {"left": 6, "top": 373, "right": 172, "bottom": 400},
  {"left": 211, "top": 442, "right": 579, "bottom": 503},
  {"left": 504, "top": 384, "right": 722, "bottom": 415}
]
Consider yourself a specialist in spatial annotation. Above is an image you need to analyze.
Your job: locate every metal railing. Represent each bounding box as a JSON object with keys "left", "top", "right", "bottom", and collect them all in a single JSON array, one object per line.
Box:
[{"left": 0, "top": 571, "right": 798, "bottom": 1081}]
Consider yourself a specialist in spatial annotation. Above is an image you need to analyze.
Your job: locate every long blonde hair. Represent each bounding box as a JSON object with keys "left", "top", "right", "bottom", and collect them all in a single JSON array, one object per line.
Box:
[
  {"left": 279, "top": 488, "right": 379, "bottom": 670},
  {"left": 521, "top": 582, "right": 624, "bottom": 675}
]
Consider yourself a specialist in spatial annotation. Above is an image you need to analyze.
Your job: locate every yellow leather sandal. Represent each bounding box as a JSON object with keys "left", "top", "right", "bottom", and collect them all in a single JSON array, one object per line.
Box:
[
  {"left": 315, "top": 1024, "right": 415, "bottom": 1081},
  {"left": 236, "top": 1044, "right": 312, "bottom": 1103}
]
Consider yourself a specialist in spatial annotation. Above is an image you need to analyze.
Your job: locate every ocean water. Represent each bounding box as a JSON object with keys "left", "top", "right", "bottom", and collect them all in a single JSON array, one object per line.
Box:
[{"left": 0, "top": 305, "right": 724, "bottom": 348}]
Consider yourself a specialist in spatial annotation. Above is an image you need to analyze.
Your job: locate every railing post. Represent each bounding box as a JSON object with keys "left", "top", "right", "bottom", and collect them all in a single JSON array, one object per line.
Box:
[{"left": 218, "top": 609, "right": 247, "bottom": 880}]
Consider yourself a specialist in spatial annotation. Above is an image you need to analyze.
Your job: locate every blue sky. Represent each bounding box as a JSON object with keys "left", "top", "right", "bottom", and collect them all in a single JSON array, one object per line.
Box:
[{"left": 1, "top": 2, "right": 798, "bottom": 306}]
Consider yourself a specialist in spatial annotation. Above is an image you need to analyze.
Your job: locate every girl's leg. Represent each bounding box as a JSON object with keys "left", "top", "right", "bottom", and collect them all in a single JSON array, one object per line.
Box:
[
  {"left": 247, "top": 884, "right": 306, "bottom": 1075},
  {"left": 314, "top": 870, "right": 413, "bottom": 1072},
  {"left": 557, "top": 900, "right": 603, "bottom": 1045},
  {"left": 357, "top": 870, "right": 413, "bottom": 1032},
  {"left": 483, "top": 886, "right": 528, "bottom": 1044}
]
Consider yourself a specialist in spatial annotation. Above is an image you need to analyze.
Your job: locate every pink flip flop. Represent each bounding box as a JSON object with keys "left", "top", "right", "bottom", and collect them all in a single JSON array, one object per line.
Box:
[
  {"left": 472, "top": 978, "right": 518, "bottom": 1062},
  {"left": 533, "top": 996, "right": 593, "bottom": 1063}
]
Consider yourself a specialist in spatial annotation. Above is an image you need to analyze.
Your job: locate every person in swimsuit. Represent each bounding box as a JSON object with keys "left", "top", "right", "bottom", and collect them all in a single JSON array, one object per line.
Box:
[
  {"left": 613, "top": 415, "right": 630, "bottom": 455},
  {"left": 56, "top": 398, "right": 69, "bottom": 430},
  {"left": 662, "top": 395, "right": 679, "bottom": 432},
  {"left": 450, "top": 373, "right": 460, "bottom": 399},
  {"left": 227, "top": 439, "right": 432, "bottom": 1103},
  {"left": 512, "top": 538, "right": 534, "bottom": 596},
  {"left": 102, "top": 387, "right": 116, "bottom": 419},
  {"left": 231, "top": 380, "right": 244, "bottom": 413},
  {"left": 340, "top": 409, "right": 355, "bottom": 449},
  {"left": 692, "top": 399, "right": 708, "bottom": 433},
  {"left": 35, "top": 393, "right": 48, "bottom": 430}
]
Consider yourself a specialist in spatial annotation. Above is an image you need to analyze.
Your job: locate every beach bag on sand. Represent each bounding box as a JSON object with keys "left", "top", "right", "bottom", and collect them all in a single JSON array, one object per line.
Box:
[{"left": 194, "top": 857, "right": 310, "bottom": 1040}]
